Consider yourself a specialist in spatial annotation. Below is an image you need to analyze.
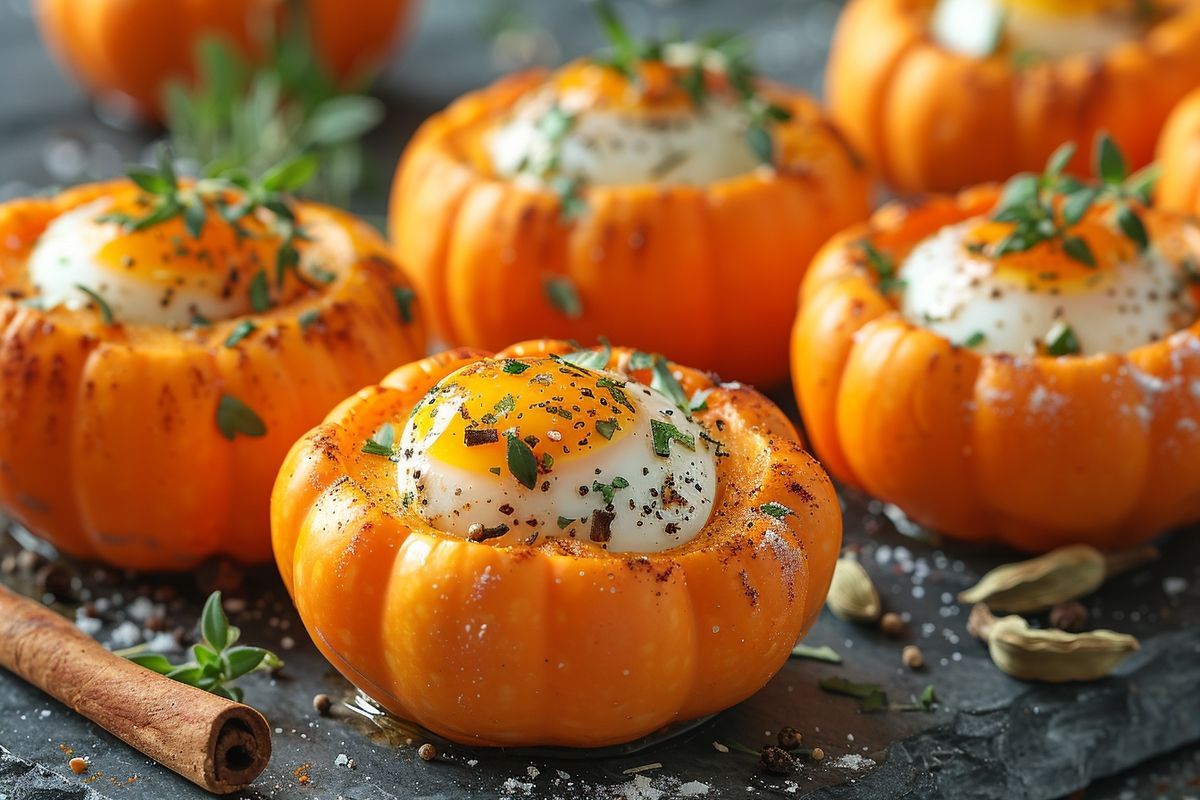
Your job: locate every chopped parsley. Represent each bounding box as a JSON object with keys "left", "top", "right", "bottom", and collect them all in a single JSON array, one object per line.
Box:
[
  {"left": 362, "top": 422, "right": 397, "bottom": 457},
  {"left": 759, "top": 501, "right": 794, "bottom": 519},
  {"left": 249, "top": 269, "right": 272, "bottom": 313},
  {"left": 1044, "top": 321, "right": 1081, "bottom": 356},
  {"left": 595, "top": 418, "right": 619, "bottom": 440},
  {"left": 961, "top": 331, "right": 986, "bottom": 349},
  {"left": 560, "top": 338, "right": 611, "bottom": 370},
  {"left": 596, "top": 377, "right": 635, "bottom": 412},
  {"left": 215, "top": 394, "right": 267, "bottom": 440},
  {"left": 544, "top": 275, "right": 583, "bottom": 319},
  {"left": 650, "top": 418, "right": 696, "bottom": 456},
  {"left": 75, "top": 284, "right": 114, "bottom": 325},
  {"left": 298, "top": 309, "right": 321, "bottom": 331},
  {"left": 592, "top": 476, "right": 630, "bottom": 505},
  {"left": 224, "top": 320, "right": 257, "bottom": 347},
  {"left": 505, "top": 433, "right": 538, "bottom": 490},
  {"left": 502, "top": 359, "right": 531, "bottom": 375}
]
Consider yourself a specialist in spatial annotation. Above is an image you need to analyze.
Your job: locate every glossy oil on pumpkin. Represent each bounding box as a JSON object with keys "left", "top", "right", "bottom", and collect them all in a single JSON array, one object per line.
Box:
[
  {"left": 825, "top": 0, "right": 1200, "bottom": 193},
  {"left": 34, "top": 0, "right": 415, "bottom": 119},
  {"left": 271, "top": 339, "right": 842, "bottom": 747},
  {"left": 1156, "top": 86, "right": 1200, "bottom": 215},
  {"left": 791, "top": 186, "right": 1200, "bottom": 551},
  {"left": 387, "top": 61, "right": 870, "bottom": 388},
  {"left": 0, "top": 181, "right": 427, "bottom": 569}
]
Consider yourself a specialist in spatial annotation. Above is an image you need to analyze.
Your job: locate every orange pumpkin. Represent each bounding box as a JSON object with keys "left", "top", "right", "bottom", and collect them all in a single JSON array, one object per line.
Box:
[
  {"left": 0, "top": 180, "right": 427, "bottom": 569},
  {"left": 387, "top": 59, "right": 870, "bottom": 388},
  {"left": 791, "top": 185, "right": 1200, "bottom": 551},
  {"left": 826, "top": 0, "right": 1200, "bottom": 193},
  {"left": 1156, "top": 86, "right": 1200, "bottom": 214},
  {"left": 34, "top": 0, "right": 415, "bottom": 119},
  {"left": 271, "top": 339, "right": 841, "bottom": 747}
]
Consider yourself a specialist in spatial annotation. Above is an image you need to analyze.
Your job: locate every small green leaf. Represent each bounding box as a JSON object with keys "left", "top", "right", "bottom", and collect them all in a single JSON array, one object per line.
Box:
[
  {"left": 166, "top": 664, "right": 205, "bottom": 684},
  {"left": 223, "top": 645, "right": 269, "bottom": 679},
  {"left": 298, "top": 309, "right": 321, "bottom": 331},
  {"left": 1095, "top": 132, "right": 1126, "bottom": 184},
  {"left": 223, "top": 320, "right": 257, "bottom": 348},
  {"left": 760, "top": 501, "right": 794, "bottom": 519},
  {"left": 362, "top": 422, "right": 396, "bottom": 457},
  {"left": 183, "top": 199, "right": 206, "bottom": 239},
  {"left": 192, "top": 642, "right": 220, "bottom": 668},
  {"left": 544, "top": 275, "right": 583, "bottom": 319},
  {"left": 1124, "top": 163, "right": 1160, "bottom": 205},
  {"left": 216, "top": 394, "right": 267, "bottom": 440},
  {"left": 819, "top": 676, "right": 888, "bottom": 711},
  {"left": 261, "top": 154, "right": 320, "bottom": 193},
  {"left": 537, "top": 105, "right": 574, "bottom": 141},
  {"left": 649, "top": 419, "right": 696, "bottom": 457},
  {"left": 1061, "top": 187, "right": 1098, "bottom": 226},
  {"left": 560, "top": 338, "right": 611, "bottom": 370},
  {"left": 502, "top": 359, "right": 530, "bottom": 375},
  {"left": 506, "top": 433, "right": 539, "bottom": 490},
  {"left": 557, "top": 515, "right": 577, "bottom": 530},
  {"left": 996, "top": 173, "right": 1039, "bottom": 212},
  {"left": 1060, "top": 236, "right": 1096, "bottom": 267},
  {"left": 1044, "top": 321, "right": 1081, "bottom": 357},
  {"left": 961, "top": 331, "right": 987, "bottom": 348},
  {"left": 393, "top": 286, "right": 416, "bottom": 324},
  {"left": 127, "top": 165, "right": 174, "bottom": 195},
  {"left": 201, "top": 591, "right": 229, "bottom": 651},
  {"left": 249, "top": 269, "right": 272, "bottom": 313},
  {"left": 689, "top": 388, "right": 712, "bottom": 412},
  {"left": 746, "top": 124, "right": 773, "bottom": 164},
  {"left": 1115, "top": 204, "right": 1148, "bottom": 251},
  {"left": 651, "top": 357, "right": 690, "bottom": 414},
  {"left": 595, "top": 419, "right": 619, "bottom": 440},
  {"left": 126, "top": 653, "right": 176, "bottom": 674},
  {"left": 790, "top": 643, "right": 842, "bottom": 664},
  {"left": 1044, "top": 142, "right": 1076, "bottom": 179},
  {"left": 305, "top": 95, "right": 385, "bottom": 146},
  {"left": 75, "top": 284, "right": 114, "bottom": 325}
]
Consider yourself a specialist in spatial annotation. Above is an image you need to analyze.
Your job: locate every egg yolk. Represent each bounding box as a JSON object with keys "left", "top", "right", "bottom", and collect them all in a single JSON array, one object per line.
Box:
[
  {"left": 965, "top": 215, "right": 1136, "bottom": 290},
  {"left": 396, "top": 356, "right": 720, "bottom": 553},
  {"left": 407, "top": 357, "right": 639, "bottom": 478}
]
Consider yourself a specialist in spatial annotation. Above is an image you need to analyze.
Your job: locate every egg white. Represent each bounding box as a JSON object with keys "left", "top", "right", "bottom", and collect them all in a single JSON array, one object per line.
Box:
[
  {"left": 488, "top": 87, "right": 761, "bottom": 187},
  {"left": 396, "top": 368, "right": 719, "bottom": 553},
  {"left": 899, "top": 219, "right": 1197, "bottom": 355},
  {"left": 931, "top": 0, "right": 1143, "bottom": 59},
  {"left": 27, "top": 198, "right": 353, "bottom": 328}
]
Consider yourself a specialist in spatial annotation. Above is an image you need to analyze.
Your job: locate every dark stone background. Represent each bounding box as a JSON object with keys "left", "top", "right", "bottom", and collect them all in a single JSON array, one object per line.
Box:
[{"left": 1, "top": 1, "right": 1200, "bottom": 798}]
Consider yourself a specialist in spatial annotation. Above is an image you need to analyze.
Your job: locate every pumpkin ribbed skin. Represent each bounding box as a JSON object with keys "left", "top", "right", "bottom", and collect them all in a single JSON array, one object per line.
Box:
[
  {"left": 387, "top": 67, "right": 870, "bottom": 388},
  {"left": 1157, "top": 86, "right": 1200, "bottom": 214},
  {"left": 34, "top": 0, "right": 415, "bottom": 119},
  {"left": 826, "top": 0, "right": 1200, "bottom": 193},
  {"left": 791, "top": 186, "right": 1200, "bottom": 551},
  {"left": 0, "top": 181, "right": 427, "bottom": 569},
  {"left": 271, "top": 339, "right": 841, "bottom": 747}
]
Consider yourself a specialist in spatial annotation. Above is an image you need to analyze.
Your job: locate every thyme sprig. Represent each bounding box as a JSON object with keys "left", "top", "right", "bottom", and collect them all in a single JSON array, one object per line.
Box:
[
  {"left": 982, "top": 133, "right": 1157, "bottom": 266},
  {"left": 98, "top": 144, "right": 319, "bottom": 292},
  {"left": 591, "top": 1, "right": 792, "bottom": 165},
  {"left": 120, "top": 591, "right": 282, "bottom": 703}
]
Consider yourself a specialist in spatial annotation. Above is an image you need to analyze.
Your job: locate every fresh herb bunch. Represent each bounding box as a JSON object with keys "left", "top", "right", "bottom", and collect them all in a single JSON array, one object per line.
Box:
[
  {"left": 163, "top": 13, "right": 384, "bottom": 207},
  {"left": 122, "top": 591, "right": 282, "bottom": 703},
  {"left": 99, "top": 143, "right": 320, "bottom": 295},
  {"left": 982, "top": 133, "right": 1158, "bottom": 266},
  {"left": 592, "top": 0, "right": 792, "bottom": 164}
]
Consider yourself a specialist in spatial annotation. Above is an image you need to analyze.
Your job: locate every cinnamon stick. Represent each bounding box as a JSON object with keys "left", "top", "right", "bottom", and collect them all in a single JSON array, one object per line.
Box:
[{"left": 0, "top": 585, "right": 271, "bottom": 794}]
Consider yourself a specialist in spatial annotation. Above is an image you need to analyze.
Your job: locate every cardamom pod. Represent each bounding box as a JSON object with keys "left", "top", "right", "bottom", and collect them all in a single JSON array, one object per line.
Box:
[
  {"left": 968, "top": 604, "right": 1139, "bottom": 682},
  {"left": 826, "top": 556, "right": 881, "bottom": 622},
  {"left": 957, "top": 544, "right": 1157, "bottom": 613}
]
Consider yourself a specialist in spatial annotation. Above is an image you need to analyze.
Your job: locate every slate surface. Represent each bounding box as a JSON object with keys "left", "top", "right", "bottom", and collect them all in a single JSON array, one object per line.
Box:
[{"left": 1, "top": 1, "right": 1199, "bottom": 798}]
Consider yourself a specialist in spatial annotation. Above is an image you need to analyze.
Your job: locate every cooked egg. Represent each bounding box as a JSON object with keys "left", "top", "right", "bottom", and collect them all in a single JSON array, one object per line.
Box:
[
  {"left": 488, "top": 85, "right": 760, "bottom": 187},
  {"left": 899, "top": 215, "right": 1200, "bottom": 355},
  {"left": 395, "top": 356, "right": 719, "bottom": 553},
  {"left": 932, "top": 0, "right": 1147, "bottom": 59},
  {"left": 27, "top": 195, "right": 353, "bottom": 328}
]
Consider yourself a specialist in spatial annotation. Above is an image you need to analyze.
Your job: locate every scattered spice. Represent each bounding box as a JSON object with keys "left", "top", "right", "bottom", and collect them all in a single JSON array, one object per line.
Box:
[
  {"left": 313, "top": 694, "right": 332, "bottom": 716},
  {"left": 776, "top": 726, "right": 802, "bottom": 750},
  {"left": 879, "top": 611, "right": 905, "bottom": 637},
  {"left": 418, "top": 743, "right": 438, "bottom": 762},
  {"left": 901, "top": 645, "right": 924, "bottom": 670},
  {"left": 69, "top": 757, "right": 89, "bottom": 775},
  {"left": 759, "top": 746, "right": 794, "bottom": 775},
  {"left": 1049, "top": 601, "right": 1089, "bottom": 633}
]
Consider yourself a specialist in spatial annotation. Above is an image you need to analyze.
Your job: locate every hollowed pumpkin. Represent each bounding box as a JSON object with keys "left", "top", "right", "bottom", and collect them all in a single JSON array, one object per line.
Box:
[
  {"left": 387, "top": 61, "right": 870, "bottom": 388},
  {"left": 271, "top": 339, "right": 841, "bottom": 747},
  {"left": 34, "top": 0, "right": 415, "bottom": 119},
  {"left": 791, "top": 186, "right": 1200, "bottom": 551},
  {"left": 0, "top": 181, "right": 427, "bottom": 569},
  {"left": 826, "top": 0, "right": 1200, "bottom": 193}
]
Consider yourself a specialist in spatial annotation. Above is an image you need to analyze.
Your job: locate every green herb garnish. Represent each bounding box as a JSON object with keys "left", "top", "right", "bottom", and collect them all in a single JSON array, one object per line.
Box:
[
  {"left": 544, "top": 275, "right": 583, "bottom": 319},
  {"left": 595, "top": 419, "right": 619, "bottom": 440},
  {"left": 860, "top": 241, "right": 905, "bottom": 295},
  {"left": 215, "top": 394, "right": 267, "bottom": 440},
  {"left": 961, "top": 331, "right": 986, "bottom": 349},
  {"left": 362, "top": 423, "right": 397, "bottom": 458},
  {"left": 819, "top": 677, "right": 888, "bottom": 712},
  {"left": 1044, "top": 321, "right": 1081, "bottom": 356},
  {"left": 560, "top": 338, "right": 611, "bottom": 370},
  {"left": 650, "top": 418, "right": 696, "bottom": 456},
  {"left": 298, "top": 309, "right": 321, "bottom": 331},
  {"left": 502, "top": 359, "right": 531, "bottom": 375},
  {"left": 393, "top": 286, "right": 416, "bottom": 324},
  {"left": 74, "top": 284, "right": 114, "bottom": 325},
  {"left": 557, "top": 515, "right": 577, "bottom": 530},
  {"left": 122, "top": 591, "right": 282, "bottom": 703},
  {"left": 760, "top": 501, "right": 794, "bottom": 519},
  {"left": 224, "top": 320, "right": 257, "bottom": 347},
  {"left": 651, "top": 356, "right": 691, "bottom": 415},
  {"left": 596, "top": 376, "right": 636, "bottom": 412},
  {"left": 592, "top": 476, "right": 630, "bottom": 505},
  {"left": 790, "top": 643, "right": 842, "bottom": 664},
  {"left": 506, "top": 433, "right": 539, "bottom": 489}
]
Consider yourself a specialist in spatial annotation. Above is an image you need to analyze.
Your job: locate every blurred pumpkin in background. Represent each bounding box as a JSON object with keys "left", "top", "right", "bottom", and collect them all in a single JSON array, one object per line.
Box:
[
  {"left": 1156, "top": 86, "right": 1200, "bottom": 215},
  {"left": 826, "top": 0, "right": 1200, "bottom": 193},
  {"left": 34, "top": 0, "right": 417, "bottom": 121}
]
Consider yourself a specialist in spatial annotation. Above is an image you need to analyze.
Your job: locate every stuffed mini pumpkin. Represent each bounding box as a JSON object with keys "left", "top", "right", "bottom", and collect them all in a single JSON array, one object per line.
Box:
[
  {"left": 388, "top": 6, "right": 869, "bottom": 388},
  {"left": 791, "top": 137, "right": 1200, "bottom": 551},
  {"left": 272, "top": 339, "right": 841, "bottom": 747},
  {"left": 0, "top": 160, "right": 426, "bottom": 569},
  {"left": 34, "top": 0, "right": 414, "bottom": 119},
  {"left": 826, "top": 0, "right": 1200, "bottom": 193}
]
